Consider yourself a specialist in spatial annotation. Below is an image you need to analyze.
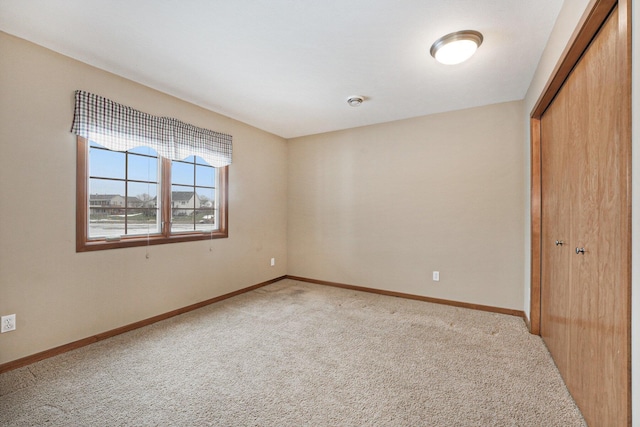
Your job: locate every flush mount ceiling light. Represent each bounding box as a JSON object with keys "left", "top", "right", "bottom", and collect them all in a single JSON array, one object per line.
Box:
[
  {"left": 347, "top": 96, "right": 364, "bottom": 107},
  {"left": 430, "top": 30, "right": 483, "bottom": 65}
]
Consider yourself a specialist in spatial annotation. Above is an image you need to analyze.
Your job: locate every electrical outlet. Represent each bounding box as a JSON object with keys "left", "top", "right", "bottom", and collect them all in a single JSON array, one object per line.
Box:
[
  {"left": 1, "top": 314, "right": 16, "bottom": 333},
  {"left": 432, "top": 271, "right": 440, "bottom": 282},
  {"left": 270, "top": 258, "right": 275, "bottom": 267}
]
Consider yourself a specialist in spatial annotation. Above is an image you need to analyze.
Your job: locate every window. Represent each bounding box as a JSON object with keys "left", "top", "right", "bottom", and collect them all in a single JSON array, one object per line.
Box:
[
  {"left": 88, "top": 142, "right": 160, "bottom": 239},
  {"left": 72, "top": 91, "right": 231, "bottom": 252},
  {"left": 77, "top": 138, "right": 228, "bottom": 251},
  {"left": 171, "top": 156, "right": 218, "bottom": 233}
]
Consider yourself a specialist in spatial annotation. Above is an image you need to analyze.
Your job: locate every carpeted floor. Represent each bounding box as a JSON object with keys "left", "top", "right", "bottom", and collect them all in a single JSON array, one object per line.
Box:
[{"left": 0, "top": 279, "right": 585, "bottom": 426}]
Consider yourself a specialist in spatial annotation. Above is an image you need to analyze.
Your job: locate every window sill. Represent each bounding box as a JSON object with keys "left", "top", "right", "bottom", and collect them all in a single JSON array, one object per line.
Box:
[{"left": 76, "top": 230, "right": 228, "bottom": 252}]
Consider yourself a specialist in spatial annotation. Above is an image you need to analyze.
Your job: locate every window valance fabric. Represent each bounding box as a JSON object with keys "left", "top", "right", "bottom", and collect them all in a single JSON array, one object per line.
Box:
[{"left": 70, "top": 90, "right": 232, "bottom": 167}]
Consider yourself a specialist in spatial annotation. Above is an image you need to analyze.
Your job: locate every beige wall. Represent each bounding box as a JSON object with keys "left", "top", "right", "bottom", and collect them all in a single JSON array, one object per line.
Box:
[
  {"left": 288, "top": 101, "right": 525, "bottom": 310},
  {"left": 0, "top": 32, "right": 288, "bottom": 365}
]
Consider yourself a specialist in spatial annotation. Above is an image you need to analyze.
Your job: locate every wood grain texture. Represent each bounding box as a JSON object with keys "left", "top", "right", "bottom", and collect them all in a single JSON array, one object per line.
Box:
[
  {"left": 540, "top": 86, "right": 572, "bottom": 380},
  {"left": 529, "top": 0, "right": 619, "bottom": 335},
  {"left": 618, "top": 0, "right": 633, "bottom": 419},
  {"left": 286, "top": 276, "right": 525, "bottom": 318},
  {"left": 0, "top": 276, "right": 287, "bottom": 374},
  {"left": 529, "top": 118, "right": 541, "bottom": 335},
  {"left": 537, "top": 6, "right": 631, "bottom": 425},
  {"left": 530, "top": 0, "right": 617, "bottom": 117},
  {"left": 75, "top": 137, "right": 89, "bottom": 251}
]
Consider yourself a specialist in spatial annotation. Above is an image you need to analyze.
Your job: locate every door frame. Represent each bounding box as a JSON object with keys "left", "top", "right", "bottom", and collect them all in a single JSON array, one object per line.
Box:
[{"left": 529, "top": 0, "right": 631, "bottom": 335}]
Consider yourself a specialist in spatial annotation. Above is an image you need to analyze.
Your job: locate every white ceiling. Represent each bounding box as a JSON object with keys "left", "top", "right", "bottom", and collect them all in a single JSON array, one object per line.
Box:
[{"left": 0, "top": 1, "right": 563, "bottom": 139}]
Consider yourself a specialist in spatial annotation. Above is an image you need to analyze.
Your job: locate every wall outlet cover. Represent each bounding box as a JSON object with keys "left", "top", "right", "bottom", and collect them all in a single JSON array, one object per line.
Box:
[{"left": 1, "top": 314, "right": 16, "bottom": 333}]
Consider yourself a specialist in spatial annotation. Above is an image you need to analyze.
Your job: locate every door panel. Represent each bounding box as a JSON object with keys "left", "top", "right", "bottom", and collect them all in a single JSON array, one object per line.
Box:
[
  {"left": 540, "top": 86, "right": 571, "bottom": 377},
  {"left": 539, "top": 7, "right": 629, "bottom": 426}
]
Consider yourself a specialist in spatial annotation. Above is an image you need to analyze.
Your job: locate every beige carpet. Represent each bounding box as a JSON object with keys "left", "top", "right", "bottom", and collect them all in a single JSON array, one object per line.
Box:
[{"left": 0, "top": 279, "right": 585, "bottom": 426}]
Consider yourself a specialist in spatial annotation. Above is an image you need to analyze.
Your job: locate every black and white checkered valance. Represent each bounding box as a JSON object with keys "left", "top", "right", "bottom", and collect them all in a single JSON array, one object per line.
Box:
[{"left": 70, "top": 90, "right": 232, "bottom": 167}]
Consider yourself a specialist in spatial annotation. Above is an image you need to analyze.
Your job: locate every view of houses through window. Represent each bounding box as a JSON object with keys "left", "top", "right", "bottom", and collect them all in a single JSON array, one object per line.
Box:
[
  {"left": 170, "top": 154, "right": 217, "bottom": 233},
  {"left": 88, "top": 141, "right": 218, "bottom": 239}
]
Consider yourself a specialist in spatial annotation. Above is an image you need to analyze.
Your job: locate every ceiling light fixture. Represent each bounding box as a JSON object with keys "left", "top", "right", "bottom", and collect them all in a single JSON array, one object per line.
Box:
[
  {"left": 347, "top": 96, "right": 364, "bottom": 107},
  {"left": 430, "top": 30, "right": 483, "bottom": 65}
]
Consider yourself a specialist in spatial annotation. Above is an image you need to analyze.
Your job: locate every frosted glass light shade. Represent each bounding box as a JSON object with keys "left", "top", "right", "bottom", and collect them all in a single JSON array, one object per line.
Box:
[{"left": 430, "top": 30, "right": 483, "bottom": 65}]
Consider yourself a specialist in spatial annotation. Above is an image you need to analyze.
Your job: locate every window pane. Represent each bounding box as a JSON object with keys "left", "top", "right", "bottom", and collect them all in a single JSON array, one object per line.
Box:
[
  {"left": 171, "top": 185, "right": 195, "bottom": 233},
  {"left": 195, "top": 207, "right": 216, "bottom": 232},
  {"left": 126, "top": 182, "right": 160, "bottom": 235},
  {"left": 197, "top": 188, "right": 215, "bottom": 206},
  {"left": 128, "top": 146, "right": 155, "bottom": 156},
  {"left": 128, "top": 153, "right": 158, "bottom": 182},
  {"left": 123, "top": 208, "right": 159, "bottom": 236},
  {"left": 88, "top": 180, "right": 125, "bottom": 239},
  {"left": 128, "top": 182, "right": 158, "bottom": 205},
  {"left": 195, "top": 156, "right": 210, "bottom": 166},
  {"left": 89, "top": 208, "right": 125, "bottom": 238},
  {"left": 89, "top": 178, "right": 123, "bottom": 196},
  {"left": 196, "top": 165, "right": 215, "bottom": 187},
  {"left": 89, "top": 179, "right": 125, "bottom": 205},
  {"left": 171, "top": 222, "right": 196, "bottom": 233},
  {"left": 172, "top": 161, "right": 194, "bottom": 186},
  {"left": 171, "top": 185, "right": 195, "bottom": 207},
  {"left": 90, "top": 147, "right": 125, "bottom": 179}
]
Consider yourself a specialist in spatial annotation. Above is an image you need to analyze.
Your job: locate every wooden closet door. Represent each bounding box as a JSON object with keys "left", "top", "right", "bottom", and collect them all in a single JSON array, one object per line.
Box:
[
  {"left": 539, "top": 7, "right": 629, "bottom": 426},
  {"left": 569, "top": 7, "right": 629, "bottom": 423},
  {"left": 540, "top": 85, "right": 571, "bottom": 377}
]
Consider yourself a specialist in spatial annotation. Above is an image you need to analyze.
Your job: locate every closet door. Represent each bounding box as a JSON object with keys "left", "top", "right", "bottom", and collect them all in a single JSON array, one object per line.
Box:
[
  {"left": 539, "top": 6, "right": 629, "bottom": 426},
  {"left": 540, "top": 85, "right": 571, "bottom": 377},
  {"left": 569, "top": 7, "right": 628, "bottom": 423}
]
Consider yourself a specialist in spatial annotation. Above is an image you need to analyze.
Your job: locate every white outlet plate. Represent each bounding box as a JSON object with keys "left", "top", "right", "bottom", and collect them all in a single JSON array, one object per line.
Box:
[
  {"left": 270, "top": 258, "right": 275, "bottom": 267},
  {"left": 1, "top": 314, "right": 16, "bottom": 333},
  {"left": 432, "top": 271, "right": 440, "bottom": 282}
]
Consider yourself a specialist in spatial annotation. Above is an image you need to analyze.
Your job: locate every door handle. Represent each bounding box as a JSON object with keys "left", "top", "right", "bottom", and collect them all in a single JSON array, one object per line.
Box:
[
  {"left": 575, "top": 247, "right": 585, "bottom": 255},
  {"left": 555, "top": 240, "right": 564, "bottom": 246}
]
